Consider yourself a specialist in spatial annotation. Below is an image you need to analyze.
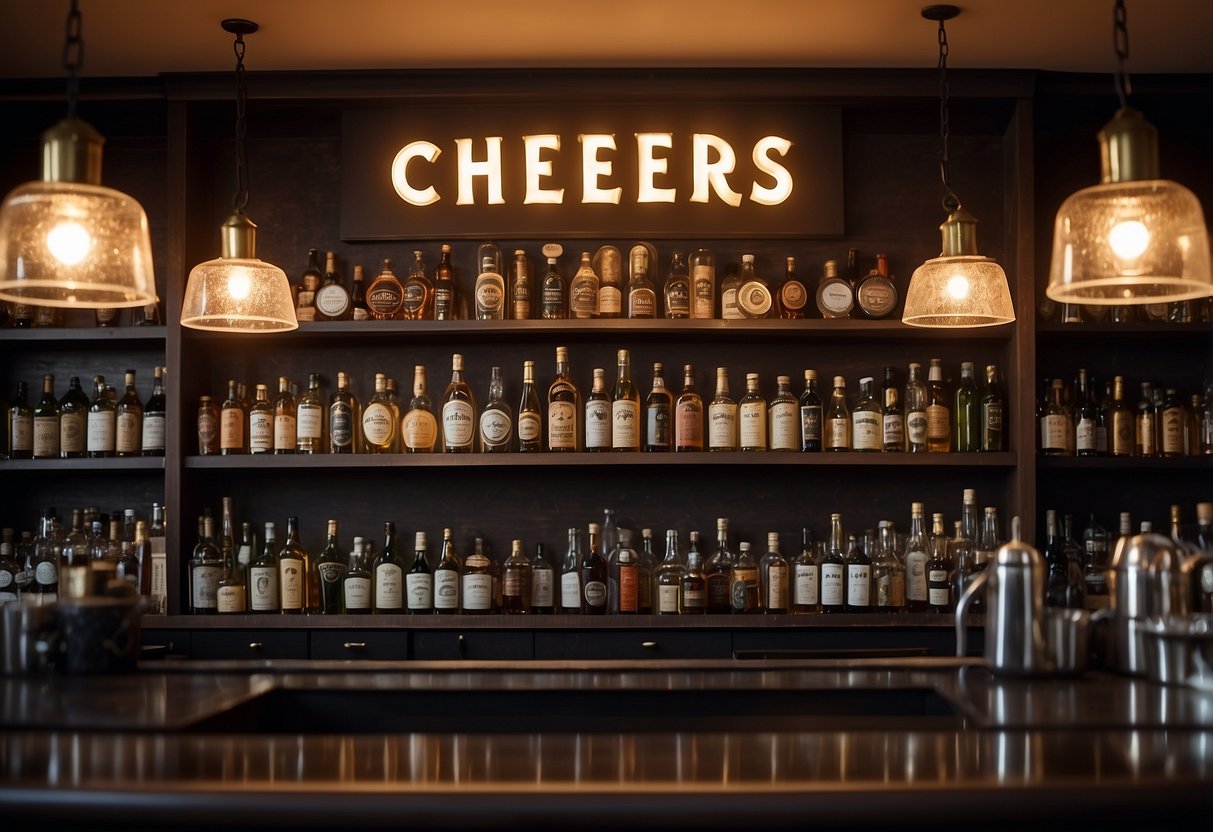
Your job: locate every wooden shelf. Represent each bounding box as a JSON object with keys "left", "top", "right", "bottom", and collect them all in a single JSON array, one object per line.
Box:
[
  {"left": 0, "top": 456, "right": 166, "bottom": 472},
  {"left": 1035, "top": 455, "right": 1212, "bottom": 470},
  {"left": 1037, "top": 321, "right": 1213, "bottom": 339},
  {"left": 0, "top": 326, "right": 166, "bottom": 344}
]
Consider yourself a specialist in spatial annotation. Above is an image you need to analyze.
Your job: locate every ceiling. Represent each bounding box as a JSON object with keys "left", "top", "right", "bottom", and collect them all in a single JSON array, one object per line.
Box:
[{"left": 0, "top": 0, "right": 1211, "bottom": 79}]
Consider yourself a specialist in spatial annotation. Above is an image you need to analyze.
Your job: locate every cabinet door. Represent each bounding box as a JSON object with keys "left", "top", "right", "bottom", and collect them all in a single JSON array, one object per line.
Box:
[
  {"left": 731, "top": 627, "right": 953, "bottom": 659},
  {"left": 310, "top": 630, "right": 408, "bottom": 660},
  {"left": 561, "top": 629, "right": 732, "bottom": 659},
  {"left": 190, "top": 629, "right": 309, "bottom": 660},
  {"left": 411, "top": 630, "right": 533, "bottom": 660}
]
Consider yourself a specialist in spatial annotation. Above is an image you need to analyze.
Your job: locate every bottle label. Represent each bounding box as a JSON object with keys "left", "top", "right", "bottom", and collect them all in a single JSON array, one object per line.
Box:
[
  {"left": 315, "top": 284, "right": 351, "bottom": 318},
  {"left": 330, "top": 403, "right": 354, "bottom": 449},
  {"left": 531, "top": 570, "right": 553, "bottom": 607},
  {"left": 561, "top": 571, "right": 581, "bottom": 608},
  {"left": 599, "top": 285, "right": 622, "bottom": 315},
  {"left": 221, "top": 408, "right": 244, "bottom": 450},
  {"left": 800, "top": 404, "right": 822, "bottom": 445},
  {"left": 820, "top": 563, "right": 844, "bottom": 605},
  {"left": 982, "top": 402, "right": 1003, "bottom": 435},
  {"left": 611, "top": 399, "right": 639, "bottom": 449},
  {"left": 857, "top": 279, "right": 895, "bottom": 317},
  {"left": 504, "top": 568, "right": 528, "bottom": 598},
  {"left": 883, "top": 413, "right": 905, "bottom": 448},
  {"left": 548, "top": 401, "right": 577, "bottom": 449},
  {"left": 1162, "top": 408, "right": 1184, "bottom": 454},
  {"left": 767, "top": 564, "right": 788, "bottom": 610},
  {"left": 462, "top": 573, "right": 492, "bottom": 610},
  {"left": 297, "top": 403, "right": 323, "bottom": 441},
  {"left": 274, "top": 414, "right": 297, "bottom": 450},
  {"left": 1076, "top": 417, "right": 1098, "bottom": 452},
  {"left": 295, "top": 289, "right": 316, "bottom": 320},
  {"left": 906, "top": 551, "right": 928, "bottom": 601},
  {"left": 1138, "top": 414, "right": 1156, "bottom": 455},
  {"left": 406, "top": 573, "right": 434, "bottom": 609},
  {"left": 280, "top": 557, "right": 304, "bottom": 609},
  {"left": 708, "top": 402, "right": 737, "bottom": 449},
  {"left": 583, "top": 579, "right": 607, "bottom": 608},
  {"left": 928, "top": 570, "right": 950, "bottom": 607},
  {"left": 769, "top": 402, "right": 798, "bottom": 450},
  {"left": 434, "top": 286, "right": 454, "bottom": 319},
  {"left": 217, "top": 584, "right": 246, "bottom": 614},
  {"left": 818, "top": 281, "right": 853, "bottom": 315},
  {"left": 683, "top": 587, "right": 705, "bottom": 608},
  {"left": 1042, "top": 414, "right": 1068, "bottom": 450},
  {"left": 736, "top": 281, "right": 771, "bottom": 317},
  {"left": 927, "top": 404, "right": 950, "bottom": 443},
  {"left": 629, "top": 288, "right": 656, "bottom": 318},
  {"left": 518, "top": 411, "right": 541, "bottom": 442},
  {"left": 434, "top": 569, "right": 460, "bottom": 609},
  {"left": 847, "top": 564, "right": 870, "bottom": 606},
  {"left": 666, "top": 281, "right": 691, "bottom": 317},
  {"left": 619, "top": 565, "right": 638, "bottom": 612},
  {"left": 33, "top": 416, "right": 59, "bottom": 457},
  {"left": 367, "top": 280, "right": 404, "bottom": 317},
  {"left": 692, "top": 266, "right": 715, "bottom": 319},
  {"left": 676, "top": 400, "right": 703, "bottom": 449},
  {"left": 404, "top": 408, "right": 437, "bottom": 450},
  {"left": 646, "top": 403, "right": 670, "bottom": 448},
  {"left": 362, "top": 402, "right": 394, "bottom": 447},
  {"left": 739, "top": 401, "right": 766, "bottom": 448},
  {"left": 401, "top": 281, "right": 426, "bottom": 315},
  {"left": 353, "top": 306, "right": 370, "bottom": 321},
  {"left": 318, "top": 561, "right": 346, "bottom": 590},
  {"left": 585, "top": 400, "right": 611, "bottom": 449},
  {"left": 149, "top": 545, "right": 167, "bottom": 613},
  {"left": 794, "top": 563, "right": 818, "bottom": 606},
  {"left": 570, "top": 277, "right": 598, "bottom": 316},
  {"left": 35, "top": 560, "right": 58, "bottom": 586},
  {"left": 780, "top": 280, "right": 808, "bottom": 312},
  {"left": 852, "top": 411, "right": 881, "bottom": 450},
  {"left": 344, "top": 576, "right": 371, "bottom": 610},
  {"left": 720, "top": 288, "right": 742, "bottom": 320},
  {"left": 658, "top": 584, "right": 680, "bottom": 613},
  {"left": 61, "top": 411, "right": 85, "bottom": 453},
  {"left": 473, "top": 273, "right": 506, "bottom": 317},
  {"left": 375, "top": 563, "right": 403, "bottom": 609},
  {"left": 828, "top": 417, "right": 849, "bottom": 449},
  {"left": 87, "top": 410, "right": 115, "bottom": 452},
  {"left": 480, "top": 408, "right": 513, "bottom": 447},
  {"left": 115, "top": 412, "right": 140, "bottom": 453},
  {"left": 249, "top": 412, "right": 274, "bottom": 451},
  {"left": 443, "top": 400, "right": 475, "bottom": 448},
  {"left": 907, "top": 410, "right": 928, "bottom": 446},
  {"left": 191, "top": 565, "right": 221, "bottom": 609}
]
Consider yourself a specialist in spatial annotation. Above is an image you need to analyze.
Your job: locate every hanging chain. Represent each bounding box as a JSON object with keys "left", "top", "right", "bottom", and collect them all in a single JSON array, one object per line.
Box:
[
  {"left": 1113, "top": 0, "right": 1131, "bottom": 109},
  {"left": 232, "top": 30, "right": 250, "bottom": 213},
  {"left": 936, "top": 16, "right": 959, "bottom": 213},
  {"left": 62, "top": 0, "right": 84, "bottom": 119}
]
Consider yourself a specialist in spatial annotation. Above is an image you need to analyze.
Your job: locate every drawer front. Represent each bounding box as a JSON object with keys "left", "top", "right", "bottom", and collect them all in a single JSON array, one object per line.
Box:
[
  {"left": 411, "top": 630, "right": 533, "bottom": 660},
  {"left": 140, "top": 629, "right": 191, "bottom": 660},
  {"left": 562, "top": 630, "right": 733, "bottom": 660},
  {"left": 190, "top": 629, "right": 309, "bottom": 660},
  {"left": 731, "top": 628, "right": 954, "bottom": 659},
  {"left": 310, "top": 630, "right": 409, "bottom": 660}
]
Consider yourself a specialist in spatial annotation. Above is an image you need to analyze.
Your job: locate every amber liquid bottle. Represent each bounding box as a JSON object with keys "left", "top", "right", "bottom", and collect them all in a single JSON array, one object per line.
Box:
[
  {"left": 400, "top": 250, "right": 434, "bottom": 320},
  {"left": 367, "top": 259, "right": 404, "bottom": 320}
]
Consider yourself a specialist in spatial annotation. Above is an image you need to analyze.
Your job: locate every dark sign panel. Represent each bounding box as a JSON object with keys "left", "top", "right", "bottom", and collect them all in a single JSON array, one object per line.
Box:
[{"left": 340, "top": 103, "right": 843, "bottom": 240}]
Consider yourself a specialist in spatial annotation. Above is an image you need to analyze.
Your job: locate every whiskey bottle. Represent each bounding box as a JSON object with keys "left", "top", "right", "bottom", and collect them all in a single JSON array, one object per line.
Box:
[
  {"left": 708, "top": 367, "right": 738, "bottom": 452},
  {"left": 462, "top": 540, "right": 494, "bottom": 614},
  {"left": 851, "top": 376, "right": 881, "bottom": 452},
  {"left": 479, "top": 366, "right": 513, "bottom": 453},
  {"left": 905, "top": 502, "right": 929, "bottom": 611},
  {"left": 729, "top": 541, "right": 760, "bottom": 613},
  {"left": 792, "top": 528, "right": 820, "bottom": 613},
  {"left": 584, "top": 368, "right": 612, "bottom": 452},
  {"left": 874, "top": 521, "right": 905, "bottom": 611},
  {"left": 580, "top": 522, "right": 608, "bottom": 614},
  {"left": 798, "top": 369, "right": 823, "bottom": 452},
  {"left": 351, "top": 264, "right": 370, "bottom": 321},
  {"left": 295, "top": 247, "right": 322, "bottom": 322},
  {"left": 502, "top": 539, "right": 532, "bottom": 614},
  {"left": 777, "top": 256, "right": 808, "bottom": 319},
  {"left": 705, "top": 517, "right": 734, "bottom": 614},
  {"left": 278, "top": 516, "right": 311, "bottom": 614},
  {"left": 1135, "top": 382, "right": 1158, "bottom": 457},
  {"left": 216, "top": 501, "right": 247, "bottom": 614},
  {"left": 1073, "top": 368, "right": 1100, "bottom": 457},
  {"left": 820, "top": 513, "right": 846, "bottom": 613},
  {"left": 272, "top": 376, "right": 296, "bottom": 454},
  {"left": 881, "top": 367, "right": 905, "bottom": 452},
  {"left": 296, "top": 373, "right": 324, "bottom": 454},
  {"left": 625, "top": 245, "right": 657, "bottom": 318},
  {"left": 432, "top": 244, "right": 458, "bottom": 320},
  {"left": 816, "top": 259, "right": 854, "bottom": 319},
  {"left": 328, "top": 371, "right": 359, "bottom": 454},
  {"left": 86, "top": 376, "right": 115, "bottom": 458},
  {"left": 361, "top": 373, "right": 395, "bottom": 454},
  {"left": 441, "top": 353, "right": 477, "bottom": 452},
  {"left": 760, "top": 532, "right": 789, "bottom": 614},
  {"left": 663, "top": 251, "right": 691, "bottom": 319},
  {"left": 190, "top": 514, "right": 222, "bottom": 614},
  {"left": 510, "top": 250, "right": 532, "bottom": 320},
  {"left": 304, "top": 518, "right": 343, "bottom": 615},
  {"left": 433, "top": 528, "right": 461, "bottom": 613},
  {"left": 655, "top": 529, "right": 686, "bottom": 615},
  {"left": 401, "top": 249, "right": 435, "bottom": 320},
  {"left": 927, "top": 512, "right": 952, "bottom": 612},
  {"left": 737, "top": 254, "right": 773, "bottom": 318},
  {"left": 315, "top": 250, "right": 353, "bottom": 321},
  {"left": 343, "top": 537, "right": 371, "bottom": 615},
  {"left": 248, "top": 384, "right": 273, "bottom": 454},
  {"left": 405, "top": 531, "right": 433, "bottom": 613},
  {"left": 530, "top": 542, "right": 554, "bottom": 614},
  {"left": 845, "top": 530, "right": 872, "bottom": 613},
  {"left": 540, "top": 252, "right": 567, "bottom": 319},
  {"left": 645, "top": 362, "right": 673, "bottom": 452},
  {"left": 220, "top": 379, "right": 245, "bottom": 455},
  {"left": 675, "top": 364, "right": 704, "bottom": 452},
  {"left": 980, "top": 364, "right": 1004, "bottom": 452},
  {"left": 31, "top": 375, "right": 59, "bottom": 460},
  {"left": 403, "top": 365, "right": 437, "bottom": 453},
  {"left": 954, "top": 361, "right": 978, "bottom": 452},
  {"left": 236, "top": 521, "right": 255, "bottom": 595},
  {"left": 826, "top": 375, "right": 850, "bottom": 452},
  {"left": 768, "top": 375, "right": 798, "bottom": 451},
  {"left": 690, "top": 248, "right": 715, "bottom": 319},
  {"left": 636, "top": 528, "right": 656, "bottom": 614},
  {"left": 611, "top": 349, "right": 640, "bottom": 452},
  {"left": 681, "top": 531, "right": 707, "bottom": 613},
  {"left": 856, "top": 253, "right": 898, "bottom": 319},
  {"left": 547, "top": 346, "right": 580, "bottom": 452},
  {"left": 560, "top": 527, "right": 582, "bottom": 614},
  {"left": 367, "top": 258, "right": 405, "bottom": 320},
  {"left": 372, "top": 521, "right": 404, "bottom": 613},
  {"left": 58, "top": 375, "right": 89, "bottom": 459},
  {"left": 926, "top": 358, "right": 951, "bottom": 452},
  {"left": 517, "top": 360, "right": 543, "bottom": 452},
  {"left": 569, "top": 251, "right": 600, "bottom": 319},
  {"left": 608, "top": 527, "right": 638, "bottom": 614},
  {"left": 1040, "top": 378, "right": 1071, "bottom": 456},
  {"left": 905, "top": 362, "right": 929, "bottom": 453},
  {"left": 1161, "top": 387, "right": 1187, "bottom": 458},
  {"left": 249, "top": 522, "right": 279, "bottom": 613},
  {"left": 720, "top": 261, "right": 744, "bottom": 320},
  {"left": 596, "top": 245, "right": 623, "bottom": 319},
  {"left": 738, "top": 373, "right": 767, "bottom": 452}
]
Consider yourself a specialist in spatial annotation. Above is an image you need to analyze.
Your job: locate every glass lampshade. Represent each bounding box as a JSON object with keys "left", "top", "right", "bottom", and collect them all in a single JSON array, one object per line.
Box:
[
  {"left": 181, "top": 255, "right": 297, "bottom": 332},
  {"left": 902, "top": 255, "right": 1016, "bottom": 328}
]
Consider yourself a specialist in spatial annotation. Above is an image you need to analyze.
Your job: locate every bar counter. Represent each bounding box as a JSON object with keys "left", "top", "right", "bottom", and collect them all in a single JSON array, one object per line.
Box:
[{"left": 2, "top": 658, "right": 1212, "bottom": 830}]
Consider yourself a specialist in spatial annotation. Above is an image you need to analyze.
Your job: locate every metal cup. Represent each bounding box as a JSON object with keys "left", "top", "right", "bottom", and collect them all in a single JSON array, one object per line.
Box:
[
  {"left": 1044, "top": 606, "right": 1089, "bottom": 675},
  {"left": 0, "top": 599, "right": 59, "bottom": 676}
]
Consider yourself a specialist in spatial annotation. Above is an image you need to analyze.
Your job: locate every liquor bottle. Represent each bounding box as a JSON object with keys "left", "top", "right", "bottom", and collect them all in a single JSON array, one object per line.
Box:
[
  {"left": 624, "top": 244, "right": 656, "bottom": 318},
  {"left": 927, "top": 512, "right": 951, "bottom": 612},
  {"left": 510, "top": 250, "right": 532, "bottom": 320},
  {"left": 905, "top": 502, "right": 929, "bottom": 611},
  {"left": 235, "top": 520, "right": 254, "bottom": 592},
  {"left": 644, "top": 362, "right": 673, "bottom": 452},
  {"left": 926, "top": 358, "right": 951, "bottom": 452},
  {"left": 976, "top": 506, "right": 1001, "bottom": 571},
  {"left": 501, "top": 539, "right": 531, "bottom": 614},
  {"left": 190, "top": 514, "right": 222, "bottom": 614},
  {"left": 404, "top": 531, "right": 433, "bottom": 613},
  {"left": 816, "top": 258, "right": 854, "bottom": 319},
  {"left": 708, "top": 367, "right": 738, "bottom": 452},
  {"left": 1043, "top": 510, "right": 1083, "bottom": 609},
  {"left": 881, "top": 367, "right": 905, "bottom": 452},
  {"left": 216, "top": 501, "right": 247, "bottom": 614},
  {"left": 738, "top": 373, "right": 767, "bottom": 452},
  {"left": 655, "top": 529, "right": 686, "bottom": 615},
  {"left": 611, "top": 349, "right": 640, "bottom": 452},
  {"left": 768, "top": 375, "right": 799, "bottom": 451},
  {"left": 759, "top": 532, "right": 789, "bottom": 614},
  {"left": 635, "top": 528, "right": 656, "bottom": 614},
  {"left": 560, "top": 527, "right": 582, "bottom": 614},
  {"left": 401, "top": 249, "right": 435, "bottom": 320},
  {"left": 845, "top": 530, "right": 873, "bottom": 612},
  {"left": 720, "top": 262, "right": 744, "bottom": 320},
  {"left": 540, "top": 253, "right": 567, "bottom": 319},
  {"left": 31, "top": 374, "right": 60, "bottom": 460},
  {"left": 819, "top": 514, "right": 846, "bottom": 613},
  {"left": 799, "top": 369, "right": 823, "bottom": 452},
  {"left": 351, "top": 264, "right": 370, "bottom": 321},
  {"left": 674, "top": 363, "right": 704, "bottom": 452},
  {"left": 792, "top": 528, "right": 819, "bottom": 614},
  {"left": 851, "top": 376, "right": 881, "bottom": 452},
  {"left": 315, "top": 250, "right": 353, "bottom": 321},
  {"left": 778, "top": 256, "right": 808, "bottom": 319},
  {"left": 517, "top": 360, "right": 542, "bottom": 452},
  {"left": 62, "top": 512, "right": 89, "bottom": 598},
  {"left": 432, "top": 528, "right": 461, "bottom": 613},
  {"left": 429, "top": 244, "right": 457, "bottom": 321},
  {"left": 954, "top": 361, "right": 978, "bottom": 452},
  {"left": 479, "top": 365, "right": 513, "bottom": 453},
  {"left": 196, "top": 395, "right": 219, "bottom": 456},
  {"left": 465, "top": 539, "right": 496, "bottom": 614},
  {"left": 372, "top": 521, "right": 404, "bottom": 613},
  {"left": 1161, "top": 387, "right": 1187, "bottom": 457},
  {"left": 441, "top": 354, "right": 477, "bottom": 452},
  {"left": 277, "top": 516, "right": 310, "bottom": 614},
  {"left": 30, "top": 510, "right": 59, "bottom": 602},
  {"left": 58, "top": 375, "right": 88, "bottom": 459},
  {"left": 245, "top": 384, "right": 271, "bottom": 454},
  {"left": 133, "top": 293, "right": 161, "bottom": 326},
  {"left": 1105, "top": 375, "right": 1134, "bottom": 456},
  {"left": 547, "top": 346, "right": 580, "bottom": 452},
  {"left": 296, "top": 373, "right": 324, "bottom": 454},
  {"left": 327, "top": 371, "right": 359, "bottom": 454},
  {"left": 979, "top": 364, "right": 1004, "bottom": 452},
  {"left": 873, "top": 522, "right": 905, "bottom": 611},
  {"left": 663, "top": 251, "right": 691, "bottom": 319},
  {"left": 904, "top": 362, "right": 928, "bottom": 453},
  {"left": 403, "top": 365, "right": 437, "bottom": 453},
  {"left": 608, "top": 527, "right": 638, "bottom": 614},
  {"left": 690, "top": 248, "right": 715, "bottom": 319},
  {"left": 681, "top": 531, "right": 707, "bottom": 613},
  {"left": 1074, "top": 368, "right": 1100, "bottom": 456},
  {"left": 219, "top": 379, "right": 244, "bottom": 455},
  {"left": 856, "top": 253, "right": 898, "bottom": 319},
  {"left": 825, "top": 375, "right": 850, "bottom": 452},
  {"left": 530, "top": 542, "right": 554, "bottom": 614},
  {"left": 1197, "top": 502, "right": 1213, "bottom": 550},
  {"left": 342, "top": 537, "right": 371, "bottom": 615},
  {"left": 271, "top": 376, "right": 296, "bottom": 454},
  {"left": 32, "top": 305, "right": 62, "bottom": 328},
  {"left": 705, "top": 517, "right": 734, "bottom": 614},
  {"left": 294, "top": 247, "right": 322, "bottom": 322},
  {"left": 596, "top": 245, "right": 623, "bottom": 319},
  {"left": 248, "top": 521, "right": 279, "bottom": 613},
  {"left": 1040, "top": 378, "right": 1071, "bottom": 456},
  {"left": 367, "top": 258, "right": 405, "bottom": 320},
  {"left": 736, "top": 254, "right": 773, "bottom": 318},
  {"left": 569, "top": 251, "right": 599, "bottom": 319},
  {"left": 85, "top": 375, "right": 115, "bottom": 458},
  {"left": 1134, "top": 381, "right": 1158, "bottom": 457},
  {"left": 584, "top": 368, "right": 611, "bottom": 452},
  {"left": 729, "top": 541, "right": 760, "bottom": 613}
]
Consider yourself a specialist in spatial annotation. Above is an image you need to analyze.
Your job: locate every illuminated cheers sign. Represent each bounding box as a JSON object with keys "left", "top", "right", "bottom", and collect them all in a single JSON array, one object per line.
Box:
[{"left": 340, "top": 104, "right": 843, "bottom": 239}]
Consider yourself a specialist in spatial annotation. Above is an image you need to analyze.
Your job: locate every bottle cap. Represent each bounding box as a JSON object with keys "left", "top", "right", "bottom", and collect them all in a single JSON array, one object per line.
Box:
[
  {"left": 833, "top": 376, "right": 846, "bottom": 388},
  {"left": 963, "top": 488, "right": 976, "bottom": 502},
  {"left": 860, "top": 376, "right": 873, "bottom": 386},
  {"left": 805, "top": 369, "right": 817, "bottom": 380},
  {"left": 742, "top": 254, "right": 755, "bottom": 263},
  {"left": 778, "top": 375, "right": 790, "bottom": 385},
  {"left": 415, "top": 531, "right": 426, "bottom": 548},
  {"left": 739, "top": 542, "right": 751, "bottom": 551},
  {"left": 767, "top": 532, "right": 779, "bottom": 548}
]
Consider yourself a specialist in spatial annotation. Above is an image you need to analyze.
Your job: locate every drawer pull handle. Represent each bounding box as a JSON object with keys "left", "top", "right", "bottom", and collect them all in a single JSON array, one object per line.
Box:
[
  {"left": 248, "top": 642, "right": 264, "bottom": 651},
  {"left": 641, "top": 641, "right": 658, "bottom": 649},
  {"left": 343, "top": 641, "right": 367, "bottom": 650}
]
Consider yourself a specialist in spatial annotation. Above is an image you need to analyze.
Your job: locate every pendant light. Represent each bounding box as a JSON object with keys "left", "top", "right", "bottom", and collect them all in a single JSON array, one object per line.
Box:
[
  {"left": 0, "top": 0, "right": 157, "bottom": 309},
  {"left": 1045, "top": 0, "right": 1211, "bottom": 306},
  {"left": 180, "top": 19, "right": 297, "bottom": 332},
  {"left": 902, "top": 5, "right": 1015, "bottom": 328}
]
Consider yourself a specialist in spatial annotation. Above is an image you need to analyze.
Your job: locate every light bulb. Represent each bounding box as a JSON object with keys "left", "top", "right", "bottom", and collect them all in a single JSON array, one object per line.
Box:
[
  {"left": 1108, "top": 219, "right": 1150, "bottom": 261},
  {"left": 227, "top": 268, "right": 252, "bottom": 301},
  {"left": 46, "top": 221, "right": 91, "bottom": 266},
  {"left": 946, "top": 274, "right": 971, "bottom": 300}
]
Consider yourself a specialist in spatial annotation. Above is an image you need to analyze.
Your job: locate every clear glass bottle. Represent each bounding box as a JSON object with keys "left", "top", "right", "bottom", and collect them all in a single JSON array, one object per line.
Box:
[
  {"left": 479, "top": 365, "right": 513, "bottom": 454},
  {"left": 247, "top": 521, "right": 279, "bottom": 613},
  {"left": 1106, "top": 375, "right": 1134, "bottom": 457},
  {"left": 792, "top": 528, "right": 820, "bottom": 614},
  {"left": 569, "top": 251, "right": 600, "bottom": 319},
  {"left": 611, "top": 349, "right": 640, "bottom": 452},
  {"left": 517, "top": 360, "right": 542, "bottom": 452},
  {"left": 295, "top": 372, "right": 324, "bottom": 454},
  {"left": 372, "top": 521, "right": 404, "bottom": 613},
  {"left": 596, "top": 245, "right": 623, "bottom": 319},
  {"left": 954, "top": 361, "right": 978, "bottom": 452},
  {"left": 547, "top": 346, "right": 580, "bottom": 452},
  {"left": 584, "top": 368, "right": 611, "bottom": 452},
  {"left": 820, "top": 513, "right": 847, "bottom": 613},
  {"left": 826, "top": 375, "right": 850, "bottom": 452},
  {"left": 31, "top": 374, "right": 59, "bottom": 460},
  {"left": 705, "top": 517, "right": 734, "bottom": 614},
  {"left": 708, "top": 367, "right": 738, "bottom": 452},
  {"left": 681, "top": 531, "right": 707, "bottom": 614},
  {"left": 86, "top": 375, "right": 114, "bottom": 458},
  {"left": 816, "top": 258, "right": 854, "bottom": 318},
  {"left": 271, "top": 376, "right": 296, "bottom": 454},
  {"left": 927, "top": 512, "right": 952, "bottom": 613},
  {"left": 904, "top": 502, "right": 929, "bottom": 611},
  {"left": 874, "top": 521, "right": 905, "bottom": 611},
  {"left": 644, "top": 362, "right": 673, "bottom": 452},
  {"left": 663, "top": 250, "right": 691, "bottom": 319},
  {"left": 851, "top": 376, "right": 881, "bottom": 452},
  {"left": 627, "top": 244, "right": 658, "bottom": 319},
  {"left": 904, "top": 362, "right": 928, "bottom": 453},
  {"left": 719, "top": 261, "right": 744, "bottom": 320},
  {"left": 219, "top": 378, "right": 244, "bottom": 455},
  {"left": 216, "top": 499, "right": 247, "bottom": 614},
  {"left": 474, "top": 242, "right": 506, "bottom": 320},
  {"left": 1073, "top": 368, "right": 1100, "bottom": 456},
  {"left": 351, "top": 264, "right": 370, "bottom": 321},
  {"left": 560, "top": 527, "right": 582, "bottom": 614},
  {"left": 245, "top": 384, "right": 270, "bottom": 454},
  {"left": 759, "top": 531, "right": 789, "bottom": 614},
  {"left": 768, "top": 374, "right": 799, "bottom": 451},
  {"left": 690, "top": 248, "right": 715, "bottom": 319},
  {"left": 433, "top": 528, "right": 462, "bottom": 614},
  {"left": 314, "top": 250, "right": 353, "bottom": 321},
  {"left": 675, "top": 363, "right": 704, "bottom": 452},
  {"left": 799, "top": 369, "right": 823, "bottom": 452},
  {"left": 926, "top": 358, "right": 951, "bottom": 453},
  {"left": 738, "top": 373, "right": 767, "bottom": 452},
  {"left": 441, "top": 353, "right": 477, "bottom": 453},
  {"left": 1135, "top": 381, "right": 1159, "bottom": 457},
  {"left": 656, "top": 529, "right": 686, "bottom": 615},
  {"left": 190, "top": 514, "right": 222, "bottom": 615}
]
